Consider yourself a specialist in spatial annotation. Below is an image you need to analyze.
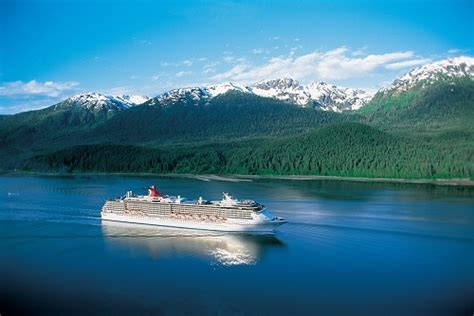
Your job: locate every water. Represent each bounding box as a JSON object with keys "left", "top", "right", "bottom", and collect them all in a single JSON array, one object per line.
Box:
[{"left": 1, "top": 175, "right": 473, "bottom": 315}]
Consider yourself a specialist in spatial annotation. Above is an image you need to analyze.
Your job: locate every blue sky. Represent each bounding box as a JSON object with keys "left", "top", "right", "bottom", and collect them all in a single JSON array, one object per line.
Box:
[{"left": 1, "top": 0, "right": 473, "bottom": 113}]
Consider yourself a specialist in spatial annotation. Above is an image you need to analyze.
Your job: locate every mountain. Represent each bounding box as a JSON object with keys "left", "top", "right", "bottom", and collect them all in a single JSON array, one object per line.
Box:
[
  {"left": 55, "top": 92, "right": 150, "bottom": 111},
  {"left": 0, "top": 92, "right": 351, "bottom": 169},
  {"left": 363, "top": 56, "right": 474, "bottom": 115},
  {"left": 1, "top": 56, "right": 473, "bottom": 179},
  {"left": 90, "top": 92, "right": 349, "bottom": 145},
  {"left": 249, "top": 78, "right": 311, "bottom": 106},
  {"left": 0, "top": 92, "right": 150, "bottom": 162},
  {"left": 147, "top": 79, "right": 373, "bottom": 111},
  {"left": 379, "top": 56, "right": 474, "bottom": 97},
  {"left": 303, "top": 81, "right": 373, "bottom": 111},
  {"left": 146, "top": 83, "right": 250, "bottom": 107}
]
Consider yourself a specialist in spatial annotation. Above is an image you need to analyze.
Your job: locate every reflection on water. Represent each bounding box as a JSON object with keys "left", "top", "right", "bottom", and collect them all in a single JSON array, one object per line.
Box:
[
  {"left": 2, "top": 175, "right": 473, "bottom": 315},
  {"left": 101, "top": 220, "right": 285, "bottom": 266}
]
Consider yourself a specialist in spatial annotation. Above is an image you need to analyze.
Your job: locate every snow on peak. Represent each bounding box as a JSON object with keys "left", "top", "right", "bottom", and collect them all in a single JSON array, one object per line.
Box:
[
  {"left": 304, "top": 81, "right": 374, "bottom": 111},
  {"left": 153, "top": 83, "right": 251, "bottom": 105},
  {"left": 155, "top": 87, "right": 211, "bottom": 105},
  {"left": 61, "top": 92, "right": 150, "bottom": 111},
  {"left": 206, "top": 82, "right": 250, "bottom": 97},
  {"left": 252, "top": 78, "right": 302, "bottom": 90},
  {"left": 152, "top": 78, "right": 373, "bottom": 111},
  {"left": 249, "top": 78, "right": 312, "bottom": 106},
  {"left": 114, "top": 94, "right": 150, "bottom": 106},
  {"left": 384, "top": 56, "right": 474, "bottom": 94}
]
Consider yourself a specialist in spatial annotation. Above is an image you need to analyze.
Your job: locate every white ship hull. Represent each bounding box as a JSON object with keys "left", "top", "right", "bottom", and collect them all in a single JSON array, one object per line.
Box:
[{"left": 101, "top": 212, "right": 284, "bottom": 233}]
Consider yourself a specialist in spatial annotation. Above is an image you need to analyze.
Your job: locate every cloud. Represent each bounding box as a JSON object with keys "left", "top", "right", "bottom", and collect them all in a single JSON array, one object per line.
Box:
[
  {"left": 210, "top": 47, "right": 418, "bottom": 83},
  {"left": 0, "top": 100, "right": 53, "bottom": 114},
  {"left": 385, "top": 58, "right": 432, "bottom": 70},
  {"left": 176, "top": 71, "right": 192, "bottom": 78},
  {"left": 0, "top": 80, "right": 79, "bottom": 97},
  {"left": 251, "top": 48, "right": 263, "bottom": 54},
  {"left": 210, "top": 63, "right": 250, "bottom": 82},
  {"left": 182, "top": 60, "right": 193, "bottom": 66},
  {"left": 223, "top": 55, "right": 235, "bottom": 63}
]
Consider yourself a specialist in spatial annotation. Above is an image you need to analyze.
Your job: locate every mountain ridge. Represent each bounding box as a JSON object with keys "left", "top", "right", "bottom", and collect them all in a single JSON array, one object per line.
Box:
[
  {"left": 148, "top": 78, "right": 374, "bottom": 112},
  {"left": 55, "top": 92, "right": 150, "bottom": 111},
  {"left": 44, "top": 56, "right": 474, "bottom": 115}
]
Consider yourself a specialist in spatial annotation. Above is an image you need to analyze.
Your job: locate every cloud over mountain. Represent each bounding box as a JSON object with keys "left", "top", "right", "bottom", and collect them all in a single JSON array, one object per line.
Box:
[{"left": 211, "top": 47, "right": 430, "bottom": 83}]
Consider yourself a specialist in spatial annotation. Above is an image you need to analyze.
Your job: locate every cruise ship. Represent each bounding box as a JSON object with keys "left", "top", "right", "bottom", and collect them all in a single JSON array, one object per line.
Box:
[{"left": 101, "top": 186, "right": 286, "bottom": 233}]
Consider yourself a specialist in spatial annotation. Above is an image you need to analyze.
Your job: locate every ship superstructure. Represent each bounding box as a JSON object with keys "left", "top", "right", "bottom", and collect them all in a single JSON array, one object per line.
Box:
[{"left": 101, "top": 186, "right": 286, "bottom": 233}]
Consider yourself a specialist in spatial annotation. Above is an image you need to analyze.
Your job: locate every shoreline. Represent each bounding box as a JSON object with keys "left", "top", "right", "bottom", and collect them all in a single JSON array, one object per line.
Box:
[{"left": 1, "top": 171, "right": 473, "bottom": 186}]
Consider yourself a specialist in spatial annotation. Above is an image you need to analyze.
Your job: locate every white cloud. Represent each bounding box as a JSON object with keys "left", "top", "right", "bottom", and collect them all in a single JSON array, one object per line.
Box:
[
  {"left": 203, "top": 61, "right": 220, "bottom": 74},
  {"left": 0, "top": 80, "right": 79, "bottom": 97},
  {"left": 223, "top": 55, "right": 235, "bottom": 63},
  {"left": 182, "top": 60, "right": 193, "bottom": 66},
  {"left": 251, "top": 48, "right": 263, "bottom": 54},
  {"left": 210, "top": 63, "right": 250, "bottom": 82},
  {"left": 176, "top": 71, "right": 192, "bottom": 78},
  {"left": 210, "top": 47, "right": 418, "bottom": 83},
  {"left": 385, "top": 58, "right": 432, "bottom": 70},
  {"left": 102, "top": 85, "right": 135, "bottom": 95},
  {"left": 448, "top": 48, "right": 461, "bottom": 54},
  {"left": 0, "top": 101, "right": 52, "bottom": 114}
]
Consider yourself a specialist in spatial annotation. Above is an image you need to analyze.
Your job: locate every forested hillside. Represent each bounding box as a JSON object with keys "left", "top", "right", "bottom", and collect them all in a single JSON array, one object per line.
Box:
[
  {"left": 364, "top": 77, "right": 474, "bottom": 137},
  {"left": 1, "top": 76, "right": 473, "bottom": 180},
  {"left": 23, "top": 123, "right": 472, "bottom": 179}
]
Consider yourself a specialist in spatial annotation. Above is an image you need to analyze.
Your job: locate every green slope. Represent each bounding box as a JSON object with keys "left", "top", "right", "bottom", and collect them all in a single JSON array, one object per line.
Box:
[
  {"left": 87, "top": 92, "right": 351, "bottom": 145},
  {"left": 0, "top": 92, "right": 352, "bottom": 168},
  {"left": 362, "top": 77, "right": 474, "bottom": 136},
  {"left": 25, "top": 123, "right": 473, "bottom": 179},
  {"left": 1, "top": 82, "right": 473, "bottom": 180}
]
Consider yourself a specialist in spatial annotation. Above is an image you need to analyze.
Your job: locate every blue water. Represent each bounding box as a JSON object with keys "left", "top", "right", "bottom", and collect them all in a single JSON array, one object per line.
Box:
[{"left": 1, "top": 175, "right": 473, "bottom": 315}]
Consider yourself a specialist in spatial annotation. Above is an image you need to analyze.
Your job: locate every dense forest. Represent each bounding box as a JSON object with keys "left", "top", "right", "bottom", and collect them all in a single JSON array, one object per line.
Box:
[
  {"left": 1, "top": 79, "right": 473, "bottom": 180},
  {"left": 24, "top": 123, "right": 472, "bottom": 179}
]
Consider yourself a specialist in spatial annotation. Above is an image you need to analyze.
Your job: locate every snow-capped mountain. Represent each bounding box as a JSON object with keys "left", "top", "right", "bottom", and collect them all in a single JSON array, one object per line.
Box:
[
  {"left": 151, "top": 79, "right": 373, "bottom": 112},
  {"left": 304, "top": 81, "right": 373, "bottom": 111},
  {"left": 248, "top": 78, "right": 374, "bottom": 111},
  {"left": 149, "top": 56, "right": 474, "bottom": 112},
  {"left": 206, "top": 82, "right": 251, "bottom": 97},
  {"left": 53, "top": 56, "right": 473, "bottom": 113},
  {"left": 56, "top": 92, "right": 150, "bottom": 111},
  {"left": 151, "top": 87, "right": 210, "bottom": 106},
  {"left": 383, "top": 56, "right": 474, "bottom": 95},
  {"left": 147, "top": 83, "right": 250, "bottom": 106},
  {"left": 249, "top": 78, "right": 311, "bottom": 106}
]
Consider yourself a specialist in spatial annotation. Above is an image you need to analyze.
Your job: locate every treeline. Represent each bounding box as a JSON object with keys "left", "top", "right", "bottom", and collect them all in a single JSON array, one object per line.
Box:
[{"left": 25, "top": 123, "right": 473, "bottom": 179}]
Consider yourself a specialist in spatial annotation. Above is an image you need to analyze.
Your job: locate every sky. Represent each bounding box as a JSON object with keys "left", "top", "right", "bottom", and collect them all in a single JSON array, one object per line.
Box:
[{"left": 0, "top": 0, "right": 473, "bottom": 113}]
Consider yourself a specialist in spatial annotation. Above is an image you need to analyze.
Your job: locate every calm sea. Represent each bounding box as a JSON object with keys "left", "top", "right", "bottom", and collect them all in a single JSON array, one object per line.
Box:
[{"left": 1, "top": 175, "right": 473, "bottom": 315}]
